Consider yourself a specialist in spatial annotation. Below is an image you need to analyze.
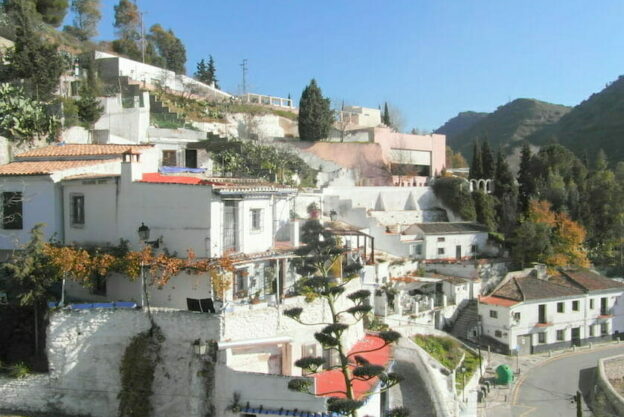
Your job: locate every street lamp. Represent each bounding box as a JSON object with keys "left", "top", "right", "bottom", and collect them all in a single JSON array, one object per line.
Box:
[{"left": 137, "top": 222, "right": 162, "bottom": 316}]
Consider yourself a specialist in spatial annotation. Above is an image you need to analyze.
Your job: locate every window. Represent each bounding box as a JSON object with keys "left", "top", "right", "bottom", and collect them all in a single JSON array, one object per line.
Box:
[
  {"left": 589, "top": 325, "right": 595, "bottom": 337},
  {"left": 437, "top": 237, "right": 445, "bottom": 242},
  {"left": 513, "top": 312, "right": 521, "bottom": 322},
  {"left": 71, "top": 194, "right": 85, "bottom": 226},
  {"left": 185, "top": 149, "right": 197, "bottom": 168},
  {"left": 409, "top": 243, "right": 422, "bottom": 257},
  {"left": 556, "top": 329, "right": 565, "bottom": 341},
  {"left": 437, "top": 248, "right": 445, "bottom": 256},
  {"left": 538, "top": 332, "right": 547, "bottom": 344},
  {"left": 572, "top": 300, "right": 579, "bottom": 311},
  {"left": 471, "top": 244, "right": 478, "bottom": 254},
  {"left": 590, "top": 299, "right": 595, "bottom": 309},
  {"left": 2, "top": 192, "right": 22, "bottom": 229},
  {"left": 250, "top": 209, "right": 262, "bottom": 232},
  {"left": 557, "top": 302, "right": 564, "bottom": 313},
  {"left": 494, "top": 330, "right": 502, "bottom": 338},
  {"left": 489, "top": 310, "right": 498, "bottom": 318},
  {"left": 162, "top": 150, "right": 177, "bottom": 166},
  {"left": 601, "top": 322, "right": 609, "bottom": 336}
]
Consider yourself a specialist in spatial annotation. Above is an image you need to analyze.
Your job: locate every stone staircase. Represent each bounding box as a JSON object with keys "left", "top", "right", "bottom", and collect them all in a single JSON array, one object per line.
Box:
[{"left": 450, "top": 299, "right": 479, "bottom": 341}]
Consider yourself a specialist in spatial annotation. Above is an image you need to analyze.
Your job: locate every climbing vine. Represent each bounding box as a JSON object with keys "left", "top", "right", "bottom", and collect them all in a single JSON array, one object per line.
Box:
[{"left": 118, "top": 325, "right": 165, "bottom": 417}]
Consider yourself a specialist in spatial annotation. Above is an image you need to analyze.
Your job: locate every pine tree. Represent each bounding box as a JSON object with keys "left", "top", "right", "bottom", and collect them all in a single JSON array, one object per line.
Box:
[
  {"left": 64, "top": 0, "right": 101, "bottom": 41},
  {"left": 147, "top": 24, "right": 186, "bottom": 74},
  {"left": 469, "top": 141, "right": 483, "bottom": 179},
  {"left": 195, "top": 59, "right": 209, "bottom": 83},
  {"left": 35, "top": 0, "right": 69, "bottom": 27},
  {"left": 298, "top": 79, "right": 333, "bottom": 141},
  {"left": 480, "top": 140, "right": 495, "bottom": 179},
  {"left": 3, "top": 3, "right": 65, "bottom": 100},
  {"left": 76, "top": 85, "right": 103, "bottom": 131},
  {"left": 112, "top": 0, "right": 141, "bottom": 60}
]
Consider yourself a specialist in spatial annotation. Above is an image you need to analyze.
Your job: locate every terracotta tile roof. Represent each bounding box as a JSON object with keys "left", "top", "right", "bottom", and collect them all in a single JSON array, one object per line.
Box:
[
  {"left": 0, "top": 159, "right": 118, "bottom": 176},
  {"left": 16, "top": 144, "right": 153, "bottom": 158},
  {"left": 479, "top": 296, "right": 518, "bottom": 307},
  {"left": 492, "top": 275, "right": 582, "bottom": 302},
  {"left": 560, "top": 269, "right": 624, "bottom": 291},
  {"left": 313, "top": 334, "right": 392, "bottom": 400},
  {"left": 403, "top": 222, "right": 489, "bottom": 235}
]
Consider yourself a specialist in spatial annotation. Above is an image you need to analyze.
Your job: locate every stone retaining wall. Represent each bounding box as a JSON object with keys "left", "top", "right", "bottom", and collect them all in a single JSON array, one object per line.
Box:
[{"left": 594, "top": 354, "right": 624, "bottom": 417}]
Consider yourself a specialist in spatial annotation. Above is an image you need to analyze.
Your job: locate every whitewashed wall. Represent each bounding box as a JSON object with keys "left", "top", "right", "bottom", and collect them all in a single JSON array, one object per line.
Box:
[{"left": 0, "top": 309, "right": 220, "bottom": 417}]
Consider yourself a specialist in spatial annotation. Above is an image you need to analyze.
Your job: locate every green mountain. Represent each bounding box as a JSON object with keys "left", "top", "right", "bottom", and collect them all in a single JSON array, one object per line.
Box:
[
  {"left": 527, "top": 76, "right": 624, "bottom": 164},
  {"left": 444, "top": 98, "right": 571, "bottom": 159},
  {"left": 435, "top": 111, "right": 487, "bottom": 138}
]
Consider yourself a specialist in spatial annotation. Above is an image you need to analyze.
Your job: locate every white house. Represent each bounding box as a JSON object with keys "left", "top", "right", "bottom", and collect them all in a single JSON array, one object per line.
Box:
[
  {"left": 401, "top": 222, "right": 491, "bottom": 261},
  {"left": 479, "top": 266, "right": 624, "bottom": 354},
  {"left": 0, "top": 144, "right": 158, "bottom": 249}
]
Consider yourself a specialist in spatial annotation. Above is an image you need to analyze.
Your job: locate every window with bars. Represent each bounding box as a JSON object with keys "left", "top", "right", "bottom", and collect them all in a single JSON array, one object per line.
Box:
[{"left": 71, "top": 194, "right": 85, "bottom": 226}]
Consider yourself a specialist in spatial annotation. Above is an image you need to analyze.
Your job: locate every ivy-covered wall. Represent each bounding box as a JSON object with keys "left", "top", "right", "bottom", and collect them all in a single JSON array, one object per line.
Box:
[{"left": 0, "top": 308, "right": 220, "bottom": 417}]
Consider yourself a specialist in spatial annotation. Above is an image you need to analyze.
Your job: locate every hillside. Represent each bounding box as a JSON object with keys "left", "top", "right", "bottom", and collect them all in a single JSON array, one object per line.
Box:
[
  {"left": 435, "top": 111, "right": 487, "bottom": 138},
  {"left": 527, "top": 76, "right": 624, "bottom": 164},
  {"left": 445, "top": 98, "right": 571, "bottom": 159}
]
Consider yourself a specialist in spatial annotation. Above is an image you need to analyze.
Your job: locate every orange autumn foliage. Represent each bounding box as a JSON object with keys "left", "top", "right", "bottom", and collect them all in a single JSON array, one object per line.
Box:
[
  {"left": 44, "top": 244, "right": 234, "bottom": 293},
  {"left": 527, "top": 200, "right": 590, "bottom": 269}
]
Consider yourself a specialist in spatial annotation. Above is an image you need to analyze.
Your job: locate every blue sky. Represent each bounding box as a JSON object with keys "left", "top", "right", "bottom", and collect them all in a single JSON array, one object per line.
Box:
[{"left": 72, "top": 1, "right": 624, "bottom": 131}]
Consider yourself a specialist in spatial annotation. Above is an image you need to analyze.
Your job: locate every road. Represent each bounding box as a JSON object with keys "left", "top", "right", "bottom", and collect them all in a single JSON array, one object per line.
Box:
[{"left": 510, "top": 345, "right": 624, "bottom": 417}]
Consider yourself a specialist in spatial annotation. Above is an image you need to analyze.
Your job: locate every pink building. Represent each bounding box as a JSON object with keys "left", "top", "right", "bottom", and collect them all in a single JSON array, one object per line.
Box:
[{"left": 298, "top": 127, "right": 446, "bottom": 186}]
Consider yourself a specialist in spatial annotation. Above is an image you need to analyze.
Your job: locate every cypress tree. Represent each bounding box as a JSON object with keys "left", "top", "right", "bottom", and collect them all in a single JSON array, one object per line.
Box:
[
  {"left": 481, "top": 140, "right": 495, "bottom": 179},
  {"left": 298, "top": 79, "right": 333, "bottom": 141},
  {"left": 207, "top": 55, "right": 219, "bottom": 89},
  {"left": 494, "top": 150, "right": 518, "bottom": 237},
  {"left": 517, "top": 142, "right": 534, "bottom": 213},
  {"left": 383, "top": 102, "right": 391, "bottom": 127},
  {"left": 469, "top": 141, "right": 483, "bottom": 179}
]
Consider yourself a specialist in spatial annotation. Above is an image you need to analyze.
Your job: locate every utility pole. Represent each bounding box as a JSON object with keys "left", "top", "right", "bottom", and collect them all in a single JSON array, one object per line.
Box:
[
  {"left": 240, "top": 59, "right": 248, "bottom": 95},
  {"left": 140, "top": 11, "right": 146, "bottom": 63}
]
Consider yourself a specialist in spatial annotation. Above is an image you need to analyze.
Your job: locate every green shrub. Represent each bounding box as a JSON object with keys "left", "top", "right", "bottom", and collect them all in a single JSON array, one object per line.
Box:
[
  {"left": 9, "top": 362, "right": 30, "bottom": 379},
  {"left": 432, "top": 177, "right": 476, "bottom": 221}
]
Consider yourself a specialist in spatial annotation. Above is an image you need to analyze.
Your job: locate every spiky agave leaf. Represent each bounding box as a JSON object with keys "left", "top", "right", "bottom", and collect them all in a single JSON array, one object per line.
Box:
[
  {"left": 283, "top": 307, "right": 303, "bottom": 321},
  {"left": 321, "top": 323, "right": 349, "bottom": 335},
  {"left": 315, "top": 332, "right": 339, "bottom": 348},
  {"left": 347, "top": 289, "right": 371, "bottom": 302},
  {"left": 352, "top": 364, "right": 385, "bottom": 379},
  {"left": 288, "top": 378, "right": 312, "bottom": 393},
  {"left": 347, "top": 304, "right": 372, "bottom": 317},
  {"left": 294, "top": 356, "right": 325, "bottom": 373},
  {"left": 327, "top": 398, "right": 364, "bottom": 415},
  {"left": 378, "top": 330, "right": 402, "bottom": 344},
  {"left": 386, "top": 406, "right": 410, "bottom": 417}
]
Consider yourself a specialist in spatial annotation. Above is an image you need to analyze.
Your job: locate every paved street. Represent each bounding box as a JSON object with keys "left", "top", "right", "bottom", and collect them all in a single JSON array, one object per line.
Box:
[{"left": 509, "top": 345, "right": 624, "bottom": 417}]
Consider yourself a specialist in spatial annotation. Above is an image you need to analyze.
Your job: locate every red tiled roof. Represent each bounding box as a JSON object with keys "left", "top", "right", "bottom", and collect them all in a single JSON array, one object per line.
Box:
[
  {"left": 560, "top": 269, "right": 624, "bottom": 291},
  {"left": 16, "top": 144, "right": 153, "bottom": 158},
  {"left": 313, "top": 334, "right": 392, "bottom": 400},
  {"left": 140, "top": 173, "right": 216, "bottom": 185},
  {"left": 479, "top": 296, "right": 518, "bottom": 307},
  {"left": 0, "top": 159, "right": 118, "bottom": 176}
]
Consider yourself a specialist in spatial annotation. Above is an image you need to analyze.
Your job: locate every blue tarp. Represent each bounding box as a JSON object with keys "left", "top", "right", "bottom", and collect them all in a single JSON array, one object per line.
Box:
[
  {"left": 159, "top": 166, "right": 206, "bottom": 174},
  {"left": 67, "top": 302, "right": 137, "bottom": 310}
]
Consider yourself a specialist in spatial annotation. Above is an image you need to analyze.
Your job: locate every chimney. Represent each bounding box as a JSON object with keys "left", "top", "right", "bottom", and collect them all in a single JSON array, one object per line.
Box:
[
  {"left": 533, "top": 264, "right": 548, "bottom": 280},
  {"left": 121, "top": 149, "right": 142, "bottom": 182},
  {"left": 290, "top": 220, "right": 300, "bottom": 248}
]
